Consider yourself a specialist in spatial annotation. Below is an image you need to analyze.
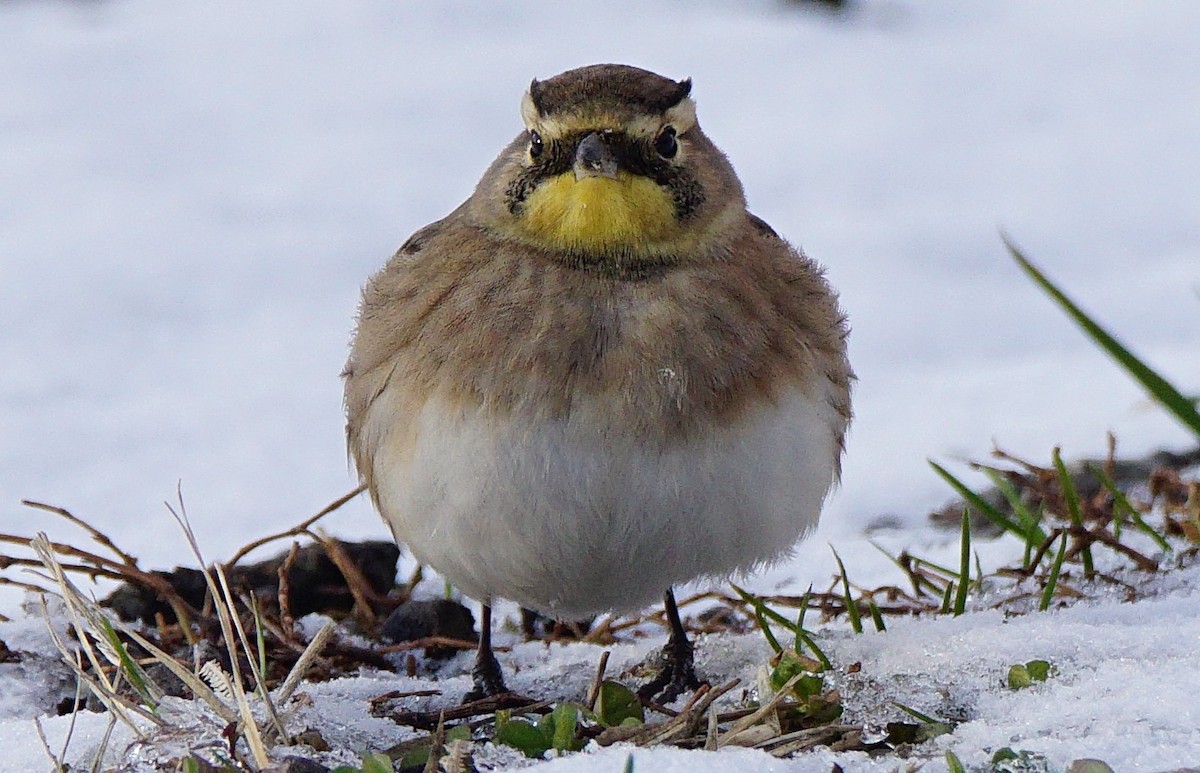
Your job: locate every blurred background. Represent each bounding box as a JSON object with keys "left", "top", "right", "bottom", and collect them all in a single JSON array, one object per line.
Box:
[{"left": 2, "top": 0, "right": 1198, "bottom": 609}]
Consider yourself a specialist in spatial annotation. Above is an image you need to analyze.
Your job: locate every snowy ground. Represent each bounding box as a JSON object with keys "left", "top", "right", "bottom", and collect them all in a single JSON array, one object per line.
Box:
[
  {"left": 2, "top": 0, "right": 1199, "bottom": 771},
  {"left": 4, "top": 526, "right": 1199, "bottom": 772}
]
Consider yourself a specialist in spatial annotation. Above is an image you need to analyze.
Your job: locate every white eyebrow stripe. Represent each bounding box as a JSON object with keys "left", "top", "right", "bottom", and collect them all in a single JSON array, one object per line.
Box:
[{"left": 520, "top": 94, "right": 698, "bottom": 139}]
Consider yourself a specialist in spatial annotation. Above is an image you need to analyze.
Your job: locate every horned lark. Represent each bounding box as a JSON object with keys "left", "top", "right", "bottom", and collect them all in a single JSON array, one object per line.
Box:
[{"left": 344, "top": 64, "right": 852, "bottom": 702}]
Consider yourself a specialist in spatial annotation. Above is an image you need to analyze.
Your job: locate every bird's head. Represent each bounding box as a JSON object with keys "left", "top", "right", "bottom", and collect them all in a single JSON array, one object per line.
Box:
[{"left": 473, "top": 64, "right": 746, "bottom": 265}]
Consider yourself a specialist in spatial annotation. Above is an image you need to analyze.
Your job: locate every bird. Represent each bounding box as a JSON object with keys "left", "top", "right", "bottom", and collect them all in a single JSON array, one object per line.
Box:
[{"left": 343, "top": 63, "right": 852, "bottom": 703}]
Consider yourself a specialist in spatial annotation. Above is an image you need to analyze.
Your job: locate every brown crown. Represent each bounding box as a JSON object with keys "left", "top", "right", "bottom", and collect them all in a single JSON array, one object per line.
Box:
[{"left": 528, "top": 64, "right": 692, "bottom": 117}]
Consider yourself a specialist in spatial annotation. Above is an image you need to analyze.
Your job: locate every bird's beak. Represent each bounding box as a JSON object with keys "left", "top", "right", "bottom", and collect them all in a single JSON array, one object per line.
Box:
[{"left": 573, "top": 132, "right": 619, "bottom": 181}]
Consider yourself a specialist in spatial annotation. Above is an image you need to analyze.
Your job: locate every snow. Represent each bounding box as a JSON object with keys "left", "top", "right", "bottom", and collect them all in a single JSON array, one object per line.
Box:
[
  {"left": 5, "top": 550, "right": 1200, "bottom": 771},
  {"left": 2, "top": 0, "right": 1200, "bottom": 771}
]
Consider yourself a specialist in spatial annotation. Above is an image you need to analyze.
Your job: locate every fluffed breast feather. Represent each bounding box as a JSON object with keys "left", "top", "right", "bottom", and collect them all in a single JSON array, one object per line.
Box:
[{"left": 343, "top": 210, "right": 852, "bottom": 502}]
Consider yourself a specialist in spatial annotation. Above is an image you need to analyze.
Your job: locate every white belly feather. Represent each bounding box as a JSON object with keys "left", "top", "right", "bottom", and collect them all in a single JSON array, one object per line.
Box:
[{"left": 367, "top": 387, "right": 841, "bottom": 619}]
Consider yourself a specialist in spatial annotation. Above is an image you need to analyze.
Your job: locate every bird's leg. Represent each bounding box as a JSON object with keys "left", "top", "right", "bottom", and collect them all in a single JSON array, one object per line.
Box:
[
  {"left": 637, "top": 588, "right": 704, "bottom": 704},
  {"left": 464, "top": 603, "right": 509, "bottom": 701}
]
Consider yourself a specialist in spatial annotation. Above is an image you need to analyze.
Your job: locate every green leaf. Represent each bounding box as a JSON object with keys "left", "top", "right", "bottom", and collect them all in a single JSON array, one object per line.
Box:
[
  {"left": 548, "top": 703, "right": 585, "bottom": 752},
  {"left": 1067, "top": 760, "right": 1116, "bottom": 773},
  {"left": 495, "top": 717, "right": 551, "bottom": 758},
  {"left": 945, "top": 750, "right": 967, "bottom": 773},
  {"left": 393, "top": 725, "right": 472, "bottom": 769},
  {"left": 1007, "top": 664, "right": 1033, "bottom": 690},
  {"left": 1025, "top": 659, "right": 1052, "bottom": 682},
  {"left": 1005, "top": 237, "right": 1200, "bottom": 440},
  {"left": 359, "top": 752, "right": 394, "bottom": 773},
  {"left": 884, "top": 720, "right": 952, "bottom": 744},
  {"left": 595, "top": 680, "right": 644, "bottom": 727},
  {"left": 992, "top": 748, "right": 1053, "bottom": 772},
  {"left": 769, "top": 650, "right": 814, "bottom": 692}
]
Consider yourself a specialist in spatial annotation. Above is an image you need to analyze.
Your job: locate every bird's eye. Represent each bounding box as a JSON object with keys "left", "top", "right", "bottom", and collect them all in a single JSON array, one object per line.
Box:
[
  {"left": 529, "top": 131, "right": 544, "bottom": 159},
  {"left": 654, "top": 126, "right": 678, "bottom": 159}
]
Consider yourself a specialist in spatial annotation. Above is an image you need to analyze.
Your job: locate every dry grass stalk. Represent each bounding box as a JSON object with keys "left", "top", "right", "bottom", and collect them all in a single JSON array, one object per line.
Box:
[
  {"left": 21, "top": 488, "right": 353, "bottom": 770},
  {"left": 716, "top": 672, "right": 803, "bottom": 748},
  {"left": 422, "top": 711, "right": 448, "bottom": 773},
  {"left": 165, "top": 495, "right": 271, "bottom": 768},
  {"left": 274, "top": 620, "right": 336, "bottom": 705},
  {"left": 31, "top": 536, "right": 164, "bottom": 734},
  {"left": 584, "top": 650, "right": 611, "bottom": 712}
]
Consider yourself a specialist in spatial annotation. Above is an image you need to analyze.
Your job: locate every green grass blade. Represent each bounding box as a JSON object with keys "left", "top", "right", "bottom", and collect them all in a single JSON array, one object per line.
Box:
[
  {"left": 795, "top": 629, "right": 833, "bottom": 671},
  {"left": 891, "top": 701, "right": 939, "bottom": 724},
  {"left": 731, "top": 584, "right": 831, "bottom": 667},
  {"left": 871, "top": 541, "right": 953, "bottom": 597},
  {"left": 752, "top": 600, "right": 783, "bottom": 655},
  {"left": 1005, "top": 237, "right": 1200, "bottom": 439},
  {"left": 795, "top": 586, "right": 812, "bottom": 631},
  {"left": 98, "top": 617, "right": 158, "bottom": 712},
  {"left": 980, "top": 467, "right": 1045, "bottom": 565},
  {"left": 830, "top": 547, "right": 863, "bottom": 634},
  {"left": 930, "top": 461, "right": 1045, "bottom": 543},
  {"left": 1040, "top": 533, "right": 1069, "bottom": 612},
  {"left": 907, "top": 554, "right": 959, "bottom": 579},
  {"left": 867, "top": 598, "right": 887, "bottom": 632},
  {"left": 1052, "top": 448, "right": 1094, "bottom": 578},
  {"left": 730, "top": 584, "right": 797, "bottom": 636},
  {"left": 249, "top": 593, "right": 268, "bottom": 684},
  {"left": 793, "top": 588, "right": 833, "bottom": 669},
  {"left": 1091, "top": 465, "right": 1172, "bottom": 552},
  {"left": 953, "top": 509, "right": 971, "bottom": 616}
]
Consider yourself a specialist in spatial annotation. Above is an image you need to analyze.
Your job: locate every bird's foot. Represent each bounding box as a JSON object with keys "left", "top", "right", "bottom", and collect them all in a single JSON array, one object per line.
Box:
[
  {"left": 636, "top": 637, "right": 705, "bottom": 705},
  {"left": 463, "top": 646, "right": 509, "bottom": 703}
]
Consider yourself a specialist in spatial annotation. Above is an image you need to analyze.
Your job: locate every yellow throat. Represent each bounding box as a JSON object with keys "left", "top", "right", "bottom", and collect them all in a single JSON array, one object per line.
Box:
[{"left": 517, "top": 172, "right": 680, "bottom": 254}]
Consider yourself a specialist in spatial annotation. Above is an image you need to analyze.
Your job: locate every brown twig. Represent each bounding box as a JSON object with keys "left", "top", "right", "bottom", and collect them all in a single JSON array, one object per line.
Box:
[
  {"left": 0, "top": 576, "right": 53, "bottom": 595},
  {"left": 277, "top": 541, "right": 301, "bottom": 639},
  {"left": 369, "top": 689, "right": 443, "bottom": 710},
  {"left": 585, "top": 650, "right": 610, "bottom": 713},
  {"left": 0, "top": 555, "right": 127, "bottom": 582},
  {"left": 20, "top": 500, "right": 140, "bottom": 566},
  {"left": 0, "top": 532, "right": 197, "bottom": 623},
  {"left": 385, "top": 696, "right": 550, "bottom": 730},
  {"left": 309, "top": 529, "right": 381, "bottom": 628},
  {"left": 225, "top": 484, "right": 366, "bottom": 568},
  {"left": 1090, "top": 528, "right": 1160, "bottom": 572},
  {"left": 377, "top": 636, "right": 497, "bottom": 654}
]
